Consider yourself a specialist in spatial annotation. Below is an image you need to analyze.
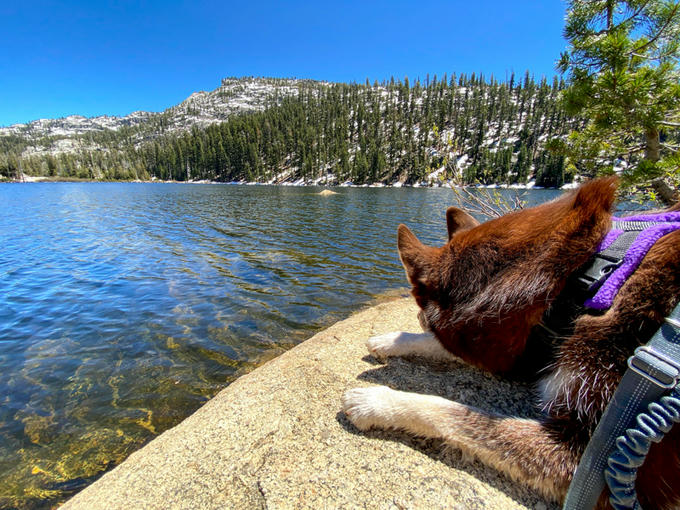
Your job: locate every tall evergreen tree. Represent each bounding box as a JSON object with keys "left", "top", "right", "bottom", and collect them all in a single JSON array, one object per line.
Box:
[{"left": 559, "top": 0, "right": 680, "bottom": 191}]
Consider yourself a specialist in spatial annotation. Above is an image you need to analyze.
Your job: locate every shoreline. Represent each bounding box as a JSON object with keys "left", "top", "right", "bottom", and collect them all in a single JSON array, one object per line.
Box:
[
  {"left": 5, "top": 174, "right": 577, "bottom": 190},
  {"left": 62, "top": 297, "right": 553, "bottom": 510}
]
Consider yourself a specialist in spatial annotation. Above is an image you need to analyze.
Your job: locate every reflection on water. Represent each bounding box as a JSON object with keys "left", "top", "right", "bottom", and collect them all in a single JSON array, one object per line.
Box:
[{"left": 0, "top": 183, "right": 560, "bottom": 508}]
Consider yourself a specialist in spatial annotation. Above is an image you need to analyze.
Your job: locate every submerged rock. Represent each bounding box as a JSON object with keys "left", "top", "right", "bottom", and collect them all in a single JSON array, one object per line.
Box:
[
  {"left": 63, "top": 298, "right": 553, "bottom": 510},
  {"left": 318, "top": 189, "right": 337, "bottom": 196}
]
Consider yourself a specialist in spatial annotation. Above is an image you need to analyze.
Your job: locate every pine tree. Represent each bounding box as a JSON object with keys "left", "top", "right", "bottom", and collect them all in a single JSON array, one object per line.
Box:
[{"left": 559, "top": 0, "right": 680, "bottom": 190}]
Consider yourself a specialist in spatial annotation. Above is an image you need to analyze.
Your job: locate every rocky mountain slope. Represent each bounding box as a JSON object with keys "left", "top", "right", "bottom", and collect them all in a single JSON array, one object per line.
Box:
[
  {"left": 0, "top": 111, "right": 153, "bottom": 139},
  {"left": 0, "top": 77, "right": 301, "bottom": 155},
  {"left": 0, "top": 75, "right": 580, "bottom": 187}
]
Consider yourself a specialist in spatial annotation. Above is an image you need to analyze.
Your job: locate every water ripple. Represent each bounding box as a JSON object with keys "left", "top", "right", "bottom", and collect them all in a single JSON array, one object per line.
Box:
[{"left": 0, "top": 182, "right": 561, "bottom": 509}]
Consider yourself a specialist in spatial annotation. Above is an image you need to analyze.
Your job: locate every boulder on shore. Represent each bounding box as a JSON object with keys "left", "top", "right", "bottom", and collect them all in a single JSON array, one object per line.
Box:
[{"left": 63, "top": 297, "right": 554, "bottom": 510}]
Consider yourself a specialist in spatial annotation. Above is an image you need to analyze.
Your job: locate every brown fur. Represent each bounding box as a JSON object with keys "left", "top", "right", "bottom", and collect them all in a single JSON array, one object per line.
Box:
[{"left": 343, "top": 177, "right": 680, "bottom": 508}]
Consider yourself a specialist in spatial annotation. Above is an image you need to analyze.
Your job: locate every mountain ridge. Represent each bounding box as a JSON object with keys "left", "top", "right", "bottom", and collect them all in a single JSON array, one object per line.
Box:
[
  {"left": 0, "top": 74, "right": 581, "bottom": 187},
  {"left": 0, "top": 77, "right": 303, "bottom": 145}
]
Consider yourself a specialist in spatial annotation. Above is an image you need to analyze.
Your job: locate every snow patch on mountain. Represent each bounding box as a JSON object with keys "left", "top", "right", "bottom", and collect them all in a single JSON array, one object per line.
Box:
[{"left": 0, "top": 77, "right": 302, "bottom": 155}]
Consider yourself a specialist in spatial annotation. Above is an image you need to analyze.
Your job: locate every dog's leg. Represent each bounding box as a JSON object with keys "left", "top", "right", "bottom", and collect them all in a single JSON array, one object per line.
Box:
[
  {"left": 342, "top": 386, "right": 577, "bottom": 503},
  {"left": 366, "top": 331, "right": 457, "bottom": 361}
]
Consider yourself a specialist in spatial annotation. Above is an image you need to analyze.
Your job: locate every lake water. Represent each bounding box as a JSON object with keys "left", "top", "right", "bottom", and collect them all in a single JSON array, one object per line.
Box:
[{"left": 0, "top": 183, "right": 562, "bottom": 509}]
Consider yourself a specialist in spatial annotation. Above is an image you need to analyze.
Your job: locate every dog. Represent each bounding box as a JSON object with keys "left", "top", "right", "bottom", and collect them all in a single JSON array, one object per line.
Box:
[{"left": 342, "top": 177, "right": 680, "bottom": 509}]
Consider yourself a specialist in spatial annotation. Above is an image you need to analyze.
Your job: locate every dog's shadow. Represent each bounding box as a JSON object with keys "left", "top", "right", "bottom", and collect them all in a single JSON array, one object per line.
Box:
[{"left": 337, "top": 354, "right": 557, "bottom": 509}]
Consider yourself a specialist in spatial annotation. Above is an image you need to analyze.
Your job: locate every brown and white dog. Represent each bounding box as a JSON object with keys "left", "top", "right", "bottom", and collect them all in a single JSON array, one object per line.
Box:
[{"left": 342, "top": 177, "right": 680, "bottom": 509}]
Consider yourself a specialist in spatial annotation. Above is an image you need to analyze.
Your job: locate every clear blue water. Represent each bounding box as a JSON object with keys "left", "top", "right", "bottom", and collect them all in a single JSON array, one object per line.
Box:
[{"left": 0, "top": 182, "right": 561, "bottom": 508}]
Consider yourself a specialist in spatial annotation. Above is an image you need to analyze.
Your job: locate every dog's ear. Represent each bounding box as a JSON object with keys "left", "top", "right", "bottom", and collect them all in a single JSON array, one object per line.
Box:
[
  {"left": 446, "top": 207, "right": 479, "bottom": 240},
  {"left": 573, "top": 176, "right": 618, "bottom": 214},
  {"left": 397, "top": 224, "right": 433, "bottom": 286}
]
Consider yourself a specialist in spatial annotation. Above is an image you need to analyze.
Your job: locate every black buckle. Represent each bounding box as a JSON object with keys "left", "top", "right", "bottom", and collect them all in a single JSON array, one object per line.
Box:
[{"left": 577, "top": 254, "right": 623, "bottom": 292}]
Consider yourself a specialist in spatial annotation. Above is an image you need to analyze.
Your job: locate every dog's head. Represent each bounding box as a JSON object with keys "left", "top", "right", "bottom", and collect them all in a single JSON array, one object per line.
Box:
[{"left": 398, "top": 177, "right": 618, "bottom": 373}]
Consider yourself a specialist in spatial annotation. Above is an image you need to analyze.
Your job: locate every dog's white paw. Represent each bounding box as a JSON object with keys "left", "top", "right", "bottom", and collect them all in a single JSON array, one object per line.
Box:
[
  {"left": 366, "top": 331, "right": 403, "bottom": 359},
  {"left": 342, "top": 386, "right": 398, "bottom": 431}
]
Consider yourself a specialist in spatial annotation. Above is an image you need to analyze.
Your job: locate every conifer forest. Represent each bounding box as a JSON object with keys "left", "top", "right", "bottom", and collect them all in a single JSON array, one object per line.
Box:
[{"left": 0, "top": 74, "right": 586, "bottom": 187}]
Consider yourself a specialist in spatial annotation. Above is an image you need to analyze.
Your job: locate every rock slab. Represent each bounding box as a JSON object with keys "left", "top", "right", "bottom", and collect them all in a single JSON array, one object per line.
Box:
[{"left": 63, "top": 297, "right": 554, "bottom": 510}]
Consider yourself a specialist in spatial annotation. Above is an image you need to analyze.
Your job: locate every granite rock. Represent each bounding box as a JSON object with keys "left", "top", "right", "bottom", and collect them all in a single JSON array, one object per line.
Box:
[{"left": 63, "top": 297, "right": 555, "bottom": 510}]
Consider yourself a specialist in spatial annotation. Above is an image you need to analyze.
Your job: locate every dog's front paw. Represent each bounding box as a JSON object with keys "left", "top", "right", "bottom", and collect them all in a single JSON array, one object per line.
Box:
[
  {"left": 342, "top": 386, "right": 398, "bottom": 431},
  {"left": 366, "top": 331, "right": 403, "bottom": 359}
]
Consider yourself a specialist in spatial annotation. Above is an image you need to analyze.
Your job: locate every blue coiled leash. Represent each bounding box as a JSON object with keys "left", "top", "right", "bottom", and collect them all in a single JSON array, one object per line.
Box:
[
  {"left": 563, "top": 306, "right": 680, "bottom": 510},
  {"left": 605, "top": 390, "right": 680, "bottom": 510}
]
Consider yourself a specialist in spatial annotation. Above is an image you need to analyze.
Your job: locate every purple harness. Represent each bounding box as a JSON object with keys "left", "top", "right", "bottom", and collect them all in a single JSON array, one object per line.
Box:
[{"left": 585, "top": 211, "right": 680, "bottom": 310}]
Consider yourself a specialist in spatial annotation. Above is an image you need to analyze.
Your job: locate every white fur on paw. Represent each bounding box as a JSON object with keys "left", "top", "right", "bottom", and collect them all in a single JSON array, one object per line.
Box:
[
  {"left": 342, "top": 386, "right": 397, "bottom": 431},
  {"left": 366, "top": 331, "right": 403, "bottom": 358}
]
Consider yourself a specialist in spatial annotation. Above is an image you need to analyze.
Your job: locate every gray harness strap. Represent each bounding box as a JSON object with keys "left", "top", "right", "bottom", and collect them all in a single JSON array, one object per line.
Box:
[{"left": 563, "top": 303, "right": 680, "bottom": 509}]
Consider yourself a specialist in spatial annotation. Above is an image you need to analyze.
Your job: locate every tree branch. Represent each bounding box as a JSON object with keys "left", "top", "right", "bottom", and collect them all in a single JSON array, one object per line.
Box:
[
  {"left": 651, "top": 178, "right": 679, "bottom": 206},
  {"left": 618, "top": 1, "right": 652, "bottom": 30},
  {"left": 570, "top": 1, "right": 651, "bottom": 38},
  {"left": 629, "top": 2, "right": 680, "bottom": 56}
]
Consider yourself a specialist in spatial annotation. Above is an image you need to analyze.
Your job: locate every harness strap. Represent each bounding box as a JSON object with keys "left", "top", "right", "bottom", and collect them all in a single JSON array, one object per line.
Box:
[
  {"left": 582, "top": 218, "right": 680, "bottom": 310},
  {"left": 602, "top": 229, "right": 642, "bottom": 260},
  {"left": 563, "top": 303, "right": 680, "bottom": 510},
  {"left": 612, "top": 221, "right": 660, "bottom": 232}
]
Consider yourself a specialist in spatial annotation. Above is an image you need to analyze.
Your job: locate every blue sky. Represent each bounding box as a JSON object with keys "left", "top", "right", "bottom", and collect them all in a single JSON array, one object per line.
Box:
[{"left": 0, "top": 1, "right": 567, "bottom": 127}]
